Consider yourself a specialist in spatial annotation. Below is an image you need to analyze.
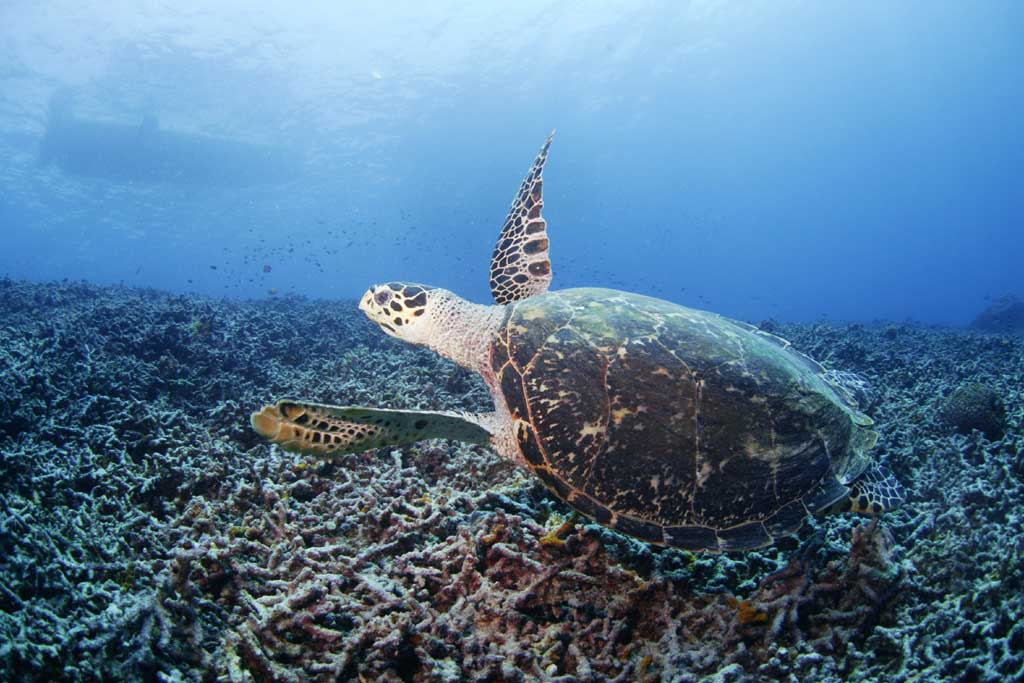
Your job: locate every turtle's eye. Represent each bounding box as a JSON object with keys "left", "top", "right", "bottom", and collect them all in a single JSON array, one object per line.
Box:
[{"left": 374, "top": 291, "right": 392, "bottom": 306}]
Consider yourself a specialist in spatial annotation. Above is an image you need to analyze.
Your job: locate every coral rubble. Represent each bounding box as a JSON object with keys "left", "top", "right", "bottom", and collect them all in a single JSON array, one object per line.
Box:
[
  {"left": 971, "top": 295, "right": 1024, "bottom": 334},
  {"left": 1, "top": 279, "right": 1022, "bottom": 682}
]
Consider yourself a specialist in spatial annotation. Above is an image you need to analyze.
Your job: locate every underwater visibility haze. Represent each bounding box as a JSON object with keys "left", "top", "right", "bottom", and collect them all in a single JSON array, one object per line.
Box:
[
  {"left": 1, "top": 2, "right": 1023, "bottom": 682},
  {"left": 0, "top": 1, "right": 1021, "bottom": 323}
]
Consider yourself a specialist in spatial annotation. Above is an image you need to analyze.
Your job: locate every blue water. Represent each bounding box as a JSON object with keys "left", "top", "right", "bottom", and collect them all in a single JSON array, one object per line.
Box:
[{"left": 1, "top": 1, "right": 1021, "bottom": 325}]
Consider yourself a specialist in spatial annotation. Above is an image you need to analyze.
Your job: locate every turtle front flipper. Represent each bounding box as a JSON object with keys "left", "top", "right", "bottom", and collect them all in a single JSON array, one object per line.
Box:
[
  {"left": 251, "top": 400, "right": 492, "bottom": 456},
  {"left": 489, "top": 132, "right": 555, "bottom": 305},
  {"left": 840, "top": 464, "right": 905, "bottom": 515}
]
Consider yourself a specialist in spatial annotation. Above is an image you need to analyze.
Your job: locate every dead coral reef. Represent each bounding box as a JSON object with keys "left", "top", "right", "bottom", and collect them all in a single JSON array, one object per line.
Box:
[
  {"left": 971, "top": 295, "right": 1024, "bottom": 334},
  {"left": 161, "top": 441, "right": 906, "bottom": 683},
  {"left": 776, "top": 321, "right": 1024, "bottom": 683},
  {"left": 1, "top": 279, "right": 1022, "bottom": 682},
  {"left": 0, "top": 279, "right": 472, "bottom": 681}
]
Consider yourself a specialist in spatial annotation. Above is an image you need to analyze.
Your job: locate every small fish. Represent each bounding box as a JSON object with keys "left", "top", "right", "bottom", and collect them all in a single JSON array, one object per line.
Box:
[{"left": 263, "top": 264, "right": 272, "bottom": 273}]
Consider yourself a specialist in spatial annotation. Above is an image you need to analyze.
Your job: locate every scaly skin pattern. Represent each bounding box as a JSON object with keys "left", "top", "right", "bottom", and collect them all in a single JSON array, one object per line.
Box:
[
  {"left": 489, "top": 132, "right": 554, "bottom": 305},
  {"left": 489, "top": 287, "right": 873, "bottom": 551}
]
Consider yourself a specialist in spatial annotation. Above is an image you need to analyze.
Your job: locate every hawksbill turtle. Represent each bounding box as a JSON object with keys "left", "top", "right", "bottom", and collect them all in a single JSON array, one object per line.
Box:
[{"left": 251, "top": 133, "right": 904, "bottom": 552}]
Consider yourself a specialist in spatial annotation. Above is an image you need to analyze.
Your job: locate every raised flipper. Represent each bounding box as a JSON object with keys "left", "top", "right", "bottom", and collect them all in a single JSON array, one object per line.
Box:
[
  {"left": 489, "top": 132, "right": 555, "bottom": 305},
  {"left": 837, "top": 464, "right": 905, "bottom": 515},
  {"left": 251, "top": 400, "right": 491, "bottom": 456}
]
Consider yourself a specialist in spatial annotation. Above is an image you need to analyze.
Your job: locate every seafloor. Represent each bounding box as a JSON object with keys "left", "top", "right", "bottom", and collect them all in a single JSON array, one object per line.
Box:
[{"left": 1, "top": 279, "right": 1021, "bottom": 683}]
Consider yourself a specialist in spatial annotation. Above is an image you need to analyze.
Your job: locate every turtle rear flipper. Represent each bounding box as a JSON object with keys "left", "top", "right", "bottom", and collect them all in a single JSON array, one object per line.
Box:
[
  {"left": 251, "top": 400, "right": 491, "bottom": 456},
  {"left": 823, "top": 368, "right": 877, "bottom": 413},
  {"left": 838, "top": 464, "right": 905, "bottom": 515}
]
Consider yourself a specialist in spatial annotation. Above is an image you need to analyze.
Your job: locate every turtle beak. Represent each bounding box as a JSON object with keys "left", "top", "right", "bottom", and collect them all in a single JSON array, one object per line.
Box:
[
  {"left": 359, "top": 285, "right": 399, "bottom": 337},
  {"left": 359, "top": 286, "right": 376, "bottom": 314}
]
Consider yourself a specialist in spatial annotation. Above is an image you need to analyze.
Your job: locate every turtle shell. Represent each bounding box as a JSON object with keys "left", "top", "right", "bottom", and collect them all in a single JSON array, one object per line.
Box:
[{"left": 489, "top": 287, "right": 876, "bottom": 551}]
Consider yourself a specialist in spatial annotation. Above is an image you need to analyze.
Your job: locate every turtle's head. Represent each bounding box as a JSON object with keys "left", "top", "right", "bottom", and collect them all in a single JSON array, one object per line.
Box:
[
  {"left": 359, "top": 282, "right": 441, "bottom": 345},
  {"left": 360, "top": 281, "right": 502, "bottom": 375}
]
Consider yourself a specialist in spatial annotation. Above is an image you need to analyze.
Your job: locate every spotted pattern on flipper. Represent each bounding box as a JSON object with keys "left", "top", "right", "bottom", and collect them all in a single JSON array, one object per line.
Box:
[
  {"left": 489, "top": 132, "right": 555, "bottom": 305},
  {"left": 250, "top": 400, "right": 490, "bottom": 457}
]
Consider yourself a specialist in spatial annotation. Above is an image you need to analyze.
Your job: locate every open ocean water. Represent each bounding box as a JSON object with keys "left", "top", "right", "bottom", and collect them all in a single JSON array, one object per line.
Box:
[{"left": 0, "top": 2, "right": 1022, "bottom": 682}]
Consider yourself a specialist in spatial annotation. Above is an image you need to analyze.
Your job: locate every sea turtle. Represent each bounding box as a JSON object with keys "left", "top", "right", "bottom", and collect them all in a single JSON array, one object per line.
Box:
[{"left": 251, "top": 133, "right": 904, "bottom": 552}]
